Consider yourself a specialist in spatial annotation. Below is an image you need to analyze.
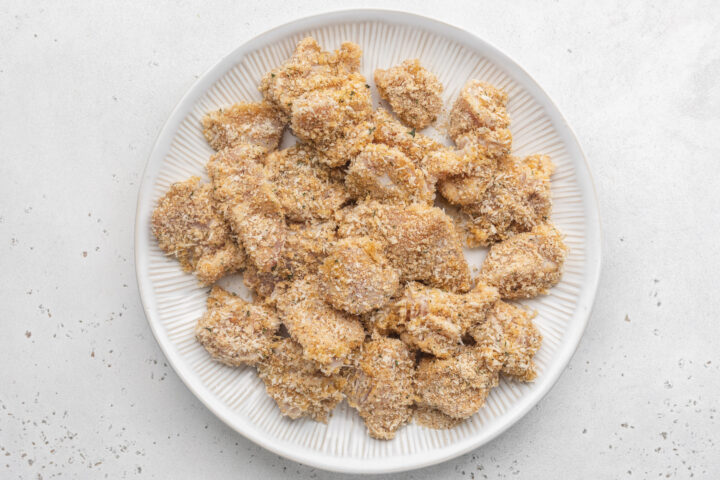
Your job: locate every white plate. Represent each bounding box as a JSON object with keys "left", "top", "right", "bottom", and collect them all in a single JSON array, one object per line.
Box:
[{"left": 134, "top": 9, "right": 601, "bottom": 474}]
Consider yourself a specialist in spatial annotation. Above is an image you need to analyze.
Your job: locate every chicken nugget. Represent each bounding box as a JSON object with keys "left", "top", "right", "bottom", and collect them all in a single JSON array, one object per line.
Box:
[
  {"left": 345, "top": 337, "right": 415, "bottom": 439},
  {"left": 195, "top": 286, "right": 280, "bottom": 366},
  {"left": 202, "top": 101, "right": 287, "bottom": 152},
  {"left": 478, "top": 223, "right": 568, "bottom": 298},
  {"left": 338, "top": 201, "right": 471, "bottom": 292},
  {"left": 273, "top": 276, "right": 365, "bottom": 375},
  {"left": 151, "top": 176, "right": 244, "bottom": 285},
  {"left": 346, "top": 143, "right": 434, "bottom": 204},
  {"left": 413, "top": 406, "right": 465, "bottom": 430},
  {"left": 469, "top": 300, "right": 542, "bottom": 381},
  {"left": 372, "top": 108, "right": 446, "bottom": 170},
  {"left": 449, "top": 80, "right": 510, "bottom": 142},
  {"left": 319, "top": 236, "right": 400, "bottom": 315},
  {"left": 257, "top": 338, "right": 346, "bottom": 422},
  {"left": 374, "top": 59, "right": 443, "bottom": 129},
  {"left": 415, "top": 347, "right": 498, "bottom": 419}
]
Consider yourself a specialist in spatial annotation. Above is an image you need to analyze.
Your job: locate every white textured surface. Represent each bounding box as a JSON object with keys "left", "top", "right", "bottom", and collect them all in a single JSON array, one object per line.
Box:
[{"left": 1, "top": 1, "right": 719, "bottom": 478}]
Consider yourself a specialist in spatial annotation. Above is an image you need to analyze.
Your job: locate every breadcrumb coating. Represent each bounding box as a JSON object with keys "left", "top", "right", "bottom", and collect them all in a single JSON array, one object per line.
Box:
[
  {"left": 319, "top": 236, "right": 400, "bottom": 315},
  {"left": 257, "top": 338, "right": 346, "bottom": 422},
  {"left": 372, "top": 108, "right": 446, "bottom": 170},
  {"left": 413, "top": 406, "right": 465, "bottom": 430},
  {"left": 260, "top": 37, "right": 372, "bottom": 168},
  {"left": 394, "top": 281, "right": 499, "bottom": 358},
  {"left": 202, "top": 101, "right": 287, "bottom": 152},
  {"left": 338, "top": 200, "right": 471, "bottom": 292},
  {"left": 463, "top": 154, "right": 555, "bottom": 246},
  {"left": 264, "top": 144, "right": 349, "bottom": 222},
  {"left": 346, "top": 143, "right": 434, "bottom": 204},
  {"left": 195, "top": 286, "right": 280, "bottom": 366},
  {"left": 273, "top": 275, "right": 365, "bottom": 375},
  {"left": 469, "top": 300, "right": 542, "bottom": 381},
  {"left": 151, "top": 176, "right": 244, "bottom": 285},
  {"left": 415, "top": 347, "right": 499, "bottom": 419},
  {"left": 374, "top": 59, "right": 443, "bottom": 129},
  {"left": 345, "top": 337, "right": 415, "bottom": 439},
  {"left": 437, "top": 142, "right": 498, "bottom": 206},
  {"left": 478, "top": 223, "right": 568, "bottom": 299},
  {"left": 449, "top": 80, "right": 510, "bottom": 142}
]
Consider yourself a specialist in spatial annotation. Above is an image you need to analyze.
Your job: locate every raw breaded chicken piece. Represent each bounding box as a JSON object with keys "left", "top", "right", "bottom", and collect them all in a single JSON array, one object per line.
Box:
[
  {"left": 463, "top": 154, "right": 555, "bottom": 246},
  {"left": 260, "top": 37, "right": 373, "bottom": 167},
  {"left": 273, "top": 275, "right": 365, "bottom": 375},
  {"left": 264, "top": 144, "right": 349, "bottom": 222},
  {"left": 437, "top": 142, "right": 498, "bottom": 206},
  {"left": 413, "top": 406, "right": 465, "bottom": 430},
  {"left": 151, "top": 176, "right": 244, "bottom": 285},
  {"left": 243, "top": 220, "right": 337, "bottom": 298},
  {"left": 395, "top": 282, "right": 499, "bottom": 358},
  {"left": 257, "top": 338, "right": 346, "bottom": 422},
  {"left": 449, "top": 80, "right": 510, "bottom": 142},
  {"left": 195, "top": 286, "right": 280, "bottom": 366},
  {"left": 374, "top": 59, "right": 443, "bottom": 129},
  {"left": 478, "top": 223, "right": 568, "bottom": 299},
  {"left": 202, "top": 101, "right": 287, "bottom": 152},
  {"left": 338, "top": 201, "right": 471, "bottom": 292},
  {"left": 319, "top": 236, "right": 400, "bottom": 315},
  {"left": 345, "top": 337, "right": 415, "bottom": 439},
  {"left": 469, "top": 300, "right": 542, "bottom": 381},
  {"left": 372, "top": 108, "right": 447, "bottom": 170},
  {"left": 345, "top": 143, "right": 434, "bottom": 204},
  {"left": 415, "top": 347, "right": 499, "bottom": 419}
]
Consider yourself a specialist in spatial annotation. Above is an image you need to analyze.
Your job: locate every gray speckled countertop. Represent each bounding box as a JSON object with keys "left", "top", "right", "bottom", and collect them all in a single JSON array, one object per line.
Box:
[{"left": 2, "top": 1, "right": 719, "bottom": 478}]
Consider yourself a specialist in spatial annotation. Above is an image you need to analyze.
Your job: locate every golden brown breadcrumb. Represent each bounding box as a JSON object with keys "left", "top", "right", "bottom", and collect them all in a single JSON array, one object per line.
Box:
[
  {"left": 413, "top": 406, "right": 465, "bottom": 430},
  {"left": 469, "top": 300, "right": 542, "bottom": 381},
  {"left": 195, "top": 286, "right": 280, "bottom": 366},
  {"left": 264, "top": 144, "right": 349, "bottom": 222},
  {"left": 394, "top": 281, "right": 499, "bottom": 358},
  {"left": 345, "top": 337, "right": 415, "bottom": 439},
  {"left": 463, "top": 154, "right": 555, "bottom": 246},
  {"left": 374, "top": 59, "right": 443, "bottom": 129},
  {"left": 273, "top": 275, "right": 365, "bottom": 375},
  {"left": 478, "top": 223, "right": 568, "bottom": 298},
  {"left": 319, "top": 236, "right": 400, "bottom": 315},
  {"left": 257, "top": 338, "right": 346, "bottom": 422},
  {"left": 338, "top": 200, "right": 471, "bottom": 292},
  {"left": 345, "top": 143, "right": 434, "bottom": 204},
  {"left": 151, "top": 176, "right": 244, "bottom": 285},
  {"left": 415, "top": 347, "right": 499, "bottom": 419},
  {"left": 449, "top": 80, "right": 510, "bottom": 142},
  {"left": 372, "top": 108, "right": 447, "bottom": 169},
  {"left": 202, "top": 101, "right": 287, "bottom": 152}
]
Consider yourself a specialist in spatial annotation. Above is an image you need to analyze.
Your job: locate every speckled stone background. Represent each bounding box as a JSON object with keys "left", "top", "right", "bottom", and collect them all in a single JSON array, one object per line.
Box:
[{"left": 1, "top": 1, "right": 719, "bottom": 478}]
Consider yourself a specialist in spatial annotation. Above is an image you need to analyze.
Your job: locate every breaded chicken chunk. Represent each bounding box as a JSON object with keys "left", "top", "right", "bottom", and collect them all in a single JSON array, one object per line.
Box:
[
  {"left": 243, "top": 220, "right": 337, "bottom": 298},
  {"left": 415, "top": 347, "right": 499, "bottom": 419},
  {"left": 478, "top": 223, "right": 568, "bottom": 299},
  {"left": 394, "top": 282, "right": 499, "bottom": 358},
  {"left": 469, "top": 301, "right": 542, "bottom": 381},
  {"left": 345, "top": 143, "right": 434, "bottom": 204},
  {"left": 195, "top": 286, "right": 280, "bottom": 366},
  {"left": 436, "top": 142, "right": 498, "bottom": 206},
  {"left": 345, "top": 337, "right": 415, "bottom": 439},
  {"left": 372, "top": 108, "right": 447, "bottom": 170},
  {"left": 151, "top": 176, "right": 245, "bottom": 285},
  {"left": 257, "top": 338, "right": 346, "bottom": 422},
  {"left": 463, "top": 154, "right": 555, "bottom": 246},
  {"left": 318, "top": 236, "right": 400, "bottom": 315},
  {"left": 374, "top": 59, "right": 443, "bottom": 129},
  {"left": 273, "top": 275, "right": 365, "bottom": 374},
  {"left": 449, "top": 80, "right": 510, "bottom": 142},
  {"left": 338, "top": 201, "right": 471, "bottom": 292},
  {"left": 263, "top": 144, "right": 349, "bottom": 222},
  {"left": 260, "top": 37, "right": 373, "bottom": 167},
  {"left": 202, "top": 101, "right": 287, "bottom": 152}
]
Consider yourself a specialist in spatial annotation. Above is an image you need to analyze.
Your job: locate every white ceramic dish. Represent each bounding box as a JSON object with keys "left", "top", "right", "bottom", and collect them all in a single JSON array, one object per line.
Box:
[{"left": 134, "top": 9, "right": 601, "bottom": 474}]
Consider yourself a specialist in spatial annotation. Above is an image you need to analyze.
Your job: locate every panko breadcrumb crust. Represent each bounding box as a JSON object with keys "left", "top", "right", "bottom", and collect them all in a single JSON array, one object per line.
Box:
[{"left": 149, "top": 35, "right": 567, "bottom": 440}]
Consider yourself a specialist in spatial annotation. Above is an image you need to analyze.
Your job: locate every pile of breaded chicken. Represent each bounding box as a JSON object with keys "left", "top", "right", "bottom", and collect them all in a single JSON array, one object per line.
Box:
[{"left": 151, "top": 37, "right": 568, "bottom": 440}]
